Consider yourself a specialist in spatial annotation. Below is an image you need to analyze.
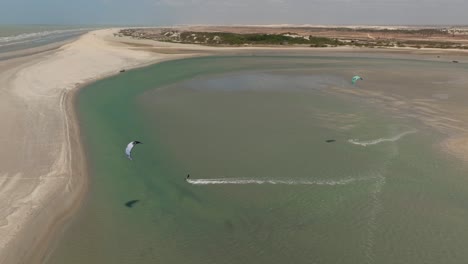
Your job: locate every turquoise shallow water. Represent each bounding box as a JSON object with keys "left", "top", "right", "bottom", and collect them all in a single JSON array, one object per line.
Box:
[{"left": 47, "top": 56, "right": 468, "bottom": 264}]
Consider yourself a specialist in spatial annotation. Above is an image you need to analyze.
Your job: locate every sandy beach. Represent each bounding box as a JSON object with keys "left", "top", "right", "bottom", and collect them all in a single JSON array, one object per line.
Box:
[
  {"left": 0, "top": 29, "right": 200, "bottom": 264},
  {"left": 2, "top": 28, "right": 468, "bottom": 263}
]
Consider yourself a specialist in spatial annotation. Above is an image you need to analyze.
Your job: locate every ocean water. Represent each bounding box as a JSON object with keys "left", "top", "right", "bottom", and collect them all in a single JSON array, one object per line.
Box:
[
  {"left": 0, "top": 25, "right": 90, "bottom": 55},
  {"left": 47, "top": 56, "right": 468, "bottom": 264}
]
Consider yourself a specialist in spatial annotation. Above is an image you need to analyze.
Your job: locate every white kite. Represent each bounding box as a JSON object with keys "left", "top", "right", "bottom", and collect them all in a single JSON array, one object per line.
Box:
[{"left": 125, "top": 141, "right": 142, "bottom": 160}]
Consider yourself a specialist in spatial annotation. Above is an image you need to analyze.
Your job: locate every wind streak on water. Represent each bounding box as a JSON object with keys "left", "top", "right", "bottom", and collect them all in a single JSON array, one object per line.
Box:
[
  {"left": 348, "top": 130, "right": 417, "bottom": 147},
  {"left": 365, "top": 174, "right": 386, "bottom": 264},
  {"left": 187, "top": 177, "right": 373, "bottom": 185},
  {"left": 188, "top": 174, "right": 387, "bottom": 263}
]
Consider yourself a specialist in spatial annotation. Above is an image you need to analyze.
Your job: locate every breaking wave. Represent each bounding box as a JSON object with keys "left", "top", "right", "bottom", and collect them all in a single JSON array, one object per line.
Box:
[{"left": 0, "top": 28, "right": 90, "bottom": 48}]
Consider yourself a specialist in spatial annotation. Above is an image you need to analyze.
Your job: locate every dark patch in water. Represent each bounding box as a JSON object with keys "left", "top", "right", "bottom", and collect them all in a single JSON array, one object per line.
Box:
[
  {"left": 326, "top": 139, "right": 336, "bottom": 143},
  {"left": 224, "top": 220, "right": 235, "bottom": 232},
  {"left": 125, "top": 199, "right": 140, "bottom": 208}
]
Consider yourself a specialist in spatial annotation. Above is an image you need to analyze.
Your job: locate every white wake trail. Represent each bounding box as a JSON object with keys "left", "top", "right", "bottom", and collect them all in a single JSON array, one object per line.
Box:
[
  {"left": 187, "top": 177, "right": 372, "bottom": 186},
  {"left": 348, "top": 130, "right": 417, "bottom": 147}
]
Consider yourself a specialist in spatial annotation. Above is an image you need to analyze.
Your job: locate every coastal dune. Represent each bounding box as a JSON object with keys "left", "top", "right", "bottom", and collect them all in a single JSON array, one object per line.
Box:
[{"left": 0, "top": 29, "right": 174, "bottom": 264}]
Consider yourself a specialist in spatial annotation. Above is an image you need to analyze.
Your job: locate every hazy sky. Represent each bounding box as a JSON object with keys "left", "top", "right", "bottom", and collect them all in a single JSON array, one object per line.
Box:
[{"left": 1, "top": 0, "right": 467, "bottom": 25}]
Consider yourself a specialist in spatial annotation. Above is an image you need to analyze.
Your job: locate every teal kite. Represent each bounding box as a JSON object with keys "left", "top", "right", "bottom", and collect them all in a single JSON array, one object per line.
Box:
[{"left": 352, "top": 75, "right": 363, "bottom": 85}]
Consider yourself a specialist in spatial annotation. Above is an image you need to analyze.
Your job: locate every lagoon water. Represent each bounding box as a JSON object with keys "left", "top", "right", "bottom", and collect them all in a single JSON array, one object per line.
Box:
[{"left": 47, "top": 56, "right": 468, "bottom": 264}]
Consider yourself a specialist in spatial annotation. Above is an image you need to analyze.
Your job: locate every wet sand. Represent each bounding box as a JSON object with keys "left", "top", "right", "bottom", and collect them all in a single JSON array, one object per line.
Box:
[{"left": 1, "top": 28, "right": 468, "bottom": 264}]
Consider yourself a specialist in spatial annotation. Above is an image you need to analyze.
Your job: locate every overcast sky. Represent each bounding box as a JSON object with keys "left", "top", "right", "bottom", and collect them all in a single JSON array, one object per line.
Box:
[{"left": 1, "top": 0, "right": 467, "bottom": 25}]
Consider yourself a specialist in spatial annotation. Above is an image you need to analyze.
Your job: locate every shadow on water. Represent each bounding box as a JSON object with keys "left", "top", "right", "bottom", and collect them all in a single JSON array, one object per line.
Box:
[
  {"left": 125, "top": 199, "right": 140, "bottom": 208},
  {"left": 224, "top": 219, "right": 235, "bottom": 232}
]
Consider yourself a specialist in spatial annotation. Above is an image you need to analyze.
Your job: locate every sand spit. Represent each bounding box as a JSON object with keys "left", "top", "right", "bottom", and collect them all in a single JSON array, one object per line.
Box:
[{"left": 0, "top": 29, "right": 200, "bottom": 264}]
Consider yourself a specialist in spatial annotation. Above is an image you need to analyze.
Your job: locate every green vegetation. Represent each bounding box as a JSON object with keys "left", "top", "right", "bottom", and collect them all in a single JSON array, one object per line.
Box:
[
  {"left": 118, "top": 29, "right": 468, "bottom": 50},
  {"left": 177, "top": 31, "right": 346, "bottom": 46}
]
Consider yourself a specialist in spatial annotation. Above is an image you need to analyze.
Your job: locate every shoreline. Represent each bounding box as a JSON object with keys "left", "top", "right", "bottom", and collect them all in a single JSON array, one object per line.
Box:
[
  {"left": 0, "top": 29, "right": 202, "bottom": 264},
  {"left": 21, "top": 86, "right": 88, "bottom": 263},
  {"left": 2, "top": 28, "right": 468, "bottom": 263}
]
